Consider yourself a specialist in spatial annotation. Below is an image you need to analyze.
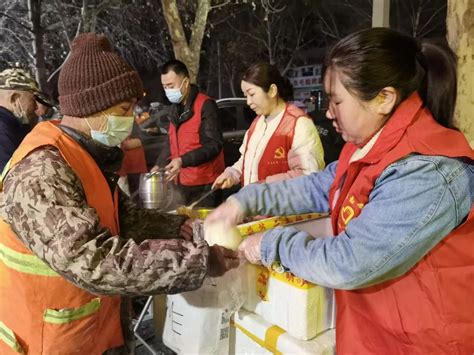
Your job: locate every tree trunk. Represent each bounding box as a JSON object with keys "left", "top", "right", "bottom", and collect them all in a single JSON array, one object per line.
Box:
[
  {"left": 447, "top": 0, "right": 473, "bottom": 146},
  {"left": 161, "top": 0, "right": 211, "bottom": 83},
  {"left": 27, "top": 0, "right": 47, "bottom": 90},
  {"left": 229, "top": 68, "right": 236, "bottom": 97},
  {"left": 206, "top": 41, "right": 215, "bottom": 93},
  {"left": 217, "top": 40, "right": 222, "bottom": 99}
]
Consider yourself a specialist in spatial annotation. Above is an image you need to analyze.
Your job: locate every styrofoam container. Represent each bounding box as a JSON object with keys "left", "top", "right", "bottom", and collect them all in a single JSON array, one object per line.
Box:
[
  {"left": 162, "top": 267, "right": 245, "bottom": 354},
  {"left": 241, "top": 216, "right": 336, "bottom": 340},
  {"left": 162, "top": 288, "right": 231, "bottom": 355},
  {"left": 242, "top": 264, "right": 335, "bottom": 341},
  {"left": 230, "top": 309, "right": 335, "bottom": 355}
]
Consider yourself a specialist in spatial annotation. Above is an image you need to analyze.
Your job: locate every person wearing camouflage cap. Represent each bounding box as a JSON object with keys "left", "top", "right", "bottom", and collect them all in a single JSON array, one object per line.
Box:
[
  {"left": 0, "top": 67, "right": 39, "bottom": 171},
  {"left": 0, "top": 33, "right": 239, "bottom": 355}
]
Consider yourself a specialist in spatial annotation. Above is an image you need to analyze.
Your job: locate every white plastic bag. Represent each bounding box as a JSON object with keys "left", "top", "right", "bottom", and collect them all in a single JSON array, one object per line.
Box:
[{"left": 163, "top": 267, "right": 245, "bottom": 354}]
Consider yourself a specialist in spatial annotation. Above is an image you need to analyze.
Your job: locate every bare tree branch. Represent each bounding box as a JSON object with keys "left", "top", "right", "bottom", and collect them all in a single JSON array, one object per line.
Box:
[
  {"left": 47, "top": 52, "right": 69, "bottom": 82},
  {"left": 226, "top": 21, "right": 268, "bottom": 48},
  {"left": 0, "top": 12, "right": 32, "bottom": 32},
  {"left": 417, "top": 4, "right": 446, "bottom": 36},
  {"left": 261, "top": 0, "right": 286, "bottom": 14},
  {"left": 210, "top": 0, "right": 231, "bottom": 10},
  {"left": 342, "top": 0, "right": 371, "bottom": 20},
  {"left": 0, "top": 26, "right": 34, "bottom": 61},
  {"left": 0, "top": 47, "right": 21, "bottom": 59},
  {"left": 281, "top": 16, "right": 303, "bottom": 75},
  {"left": 97, "top": 17, "right": 167, "bottom": 63},
  {"left": 318, "top": 9, "right": 340, "bottom": 40},
  {"left": 53, "top": 0, "right": 72, "bottom": 49}
]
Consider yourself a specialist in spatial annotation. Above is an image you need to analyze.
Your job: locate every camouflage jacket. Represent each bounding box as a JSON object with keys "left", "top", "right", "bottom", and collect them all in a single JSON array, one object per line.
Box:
[{"left": 0, "top": 145, "right": 209, "bottom": 296}]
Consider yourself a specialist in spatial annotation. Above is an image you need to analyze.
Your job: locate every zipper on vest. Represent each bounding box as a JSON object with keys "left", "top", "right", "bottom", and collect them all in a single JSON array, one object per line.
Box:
[
  {"left": 178, "top": 109, "right": 191, "bottom": 123},
  {"left": 175, "top": 111, "right": 189, "bottom": 185}
]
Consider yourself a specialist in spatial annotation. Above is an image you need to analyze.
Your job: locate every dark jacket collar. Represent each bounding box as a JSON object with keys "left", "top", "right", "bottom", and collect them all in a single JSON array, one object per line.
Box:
[
  {"left": 0, "top": 106, "right": 22, "bottom": 127},
  {"left": 0, "top": 106, "right": 32, "bottom": 137},
  {"left": 0, "top": 106, "right": 31, "bottom": 171},
  {"left": 0, "top": 106, "right": 31, "bottom": 139}
]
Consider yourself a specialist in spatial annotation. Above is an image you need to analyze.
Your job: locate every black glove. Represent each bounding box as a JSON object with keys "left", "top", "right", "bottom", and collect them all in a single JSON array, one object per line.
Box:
[{"left": 207, "top": 244, "right": 240, "bottom": 277}]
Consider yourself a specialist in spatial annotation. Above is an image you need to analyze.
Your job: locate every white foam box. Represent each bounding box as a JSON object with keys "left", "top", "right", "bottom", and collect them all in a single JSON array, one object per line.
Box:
[
  {"left": 229, "top": 309, "right": 335, "bottom": 355},
  {"left": 241, "top": 216, "right": 335, "bottom": 340},
  {"left": 162, "top": 285, "right": 231, "bottom": 355}
]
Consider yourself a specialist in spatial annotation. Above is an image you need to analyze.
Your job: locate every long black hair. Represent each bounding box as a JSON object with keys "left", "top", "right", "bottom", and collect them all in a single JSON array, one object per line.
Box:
[{"left": 325, "top": 28, "right": 457, "bottom": 128}]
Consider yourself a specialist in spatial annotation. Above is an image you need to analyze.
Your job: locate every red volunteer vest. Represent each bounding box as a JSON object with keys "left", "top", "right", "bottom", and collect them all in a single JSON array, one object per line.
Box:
[
  {"left": 118, "top": 144, "right": 147, "bottom": 176},
  {"left": 168, "top": 93, "right": 225, "bottom": 186},
  {"left": 241, "top": 103, "right": 305, "bottom": 185},
  {"left": 0, "top": 122, "right": 123, "bottom": 355},
  {"left": 328, "top": 93, "right": 474, "bottom": 354}
]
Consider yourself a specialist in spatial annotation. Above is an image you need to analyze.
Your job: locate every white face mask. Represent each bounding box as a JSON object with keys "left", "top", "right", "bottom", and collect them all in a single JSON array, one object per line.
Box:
[
  {"left": 14, "top": 99, "right": 30, "bottom": 125},
  {"left": 86, "top": 114, "right": 134, "bottom": 147},
  {"left": 164, "top": 78, "right": 187, "bottom": 104}
]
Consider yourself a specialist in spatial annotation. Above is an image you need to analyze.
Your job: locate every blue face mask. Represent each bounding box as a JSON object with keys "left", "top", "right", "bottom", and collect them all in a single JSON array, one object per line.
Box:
[
  {"left": 86, "top": 114, "right": 134, "bottom": 147},
  {"left": 164, "top": 78, "right": 187, "bottom": 104}
]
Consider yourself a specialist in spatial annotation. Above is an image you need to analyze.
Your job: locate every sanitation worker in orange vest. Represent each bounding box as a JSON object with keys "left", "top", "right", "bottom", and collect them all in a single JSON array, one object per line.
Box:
[
  {"left": 151, "top": 59, "right": 225, "bottom": 207},
  {"left": 206, "top": 28, "right": 474, "bottom": 354},
  {"left": 0, "top": 33, "right": 239, "bottom": 355},
  {"left": 212, "top": 63, "right": 324, "bottom": 190}
]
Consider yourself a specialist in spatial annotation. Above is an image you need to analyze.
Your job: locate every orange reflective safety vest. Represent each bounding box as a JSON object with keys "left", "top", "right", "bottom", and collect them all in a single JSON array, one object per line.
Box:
[
  {"left": 0, "top": 122, "right": 123, "bottom": 355},
  {"left": 241, "top": 103, "right": 304, "bottom": 185},
  {"left": 168, "top": 93, "right": 225, "bottom": 186},
  {"left": 328, "top": 93, "right": 474, "bottom": 354}
]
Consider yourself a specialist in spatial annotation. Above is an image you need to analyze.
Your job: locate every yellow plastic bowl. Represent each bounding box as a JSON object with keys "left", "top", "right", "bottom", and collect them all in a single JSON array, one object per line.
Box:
[{"left": 176, "top": 207, "right": 213, "bottom": 219}]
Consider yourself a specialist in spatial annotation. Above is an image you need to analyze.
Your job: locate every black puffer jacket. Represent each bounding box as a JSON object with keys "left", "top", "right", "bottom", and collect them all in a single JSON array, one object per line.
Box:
[
  {"left": 156, "top": 85, "right": 223, "bottom": 167},
  {"left": 0, "top": 106, "right": 30, "bottom": 171}
]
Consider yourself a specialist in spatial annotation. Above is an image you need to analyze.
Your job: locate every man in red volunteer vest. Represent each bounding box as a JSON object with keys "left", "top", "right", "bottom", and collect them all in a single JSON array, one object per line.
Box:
[
  {"left": 207, "top": 28, "right": 474, "bottom": 354},
  {"left": 152, "top": 60, "right": 224, "bottom": 207},
  {"left": 0, "top": 33, "right": 239, "bottom": 355}
]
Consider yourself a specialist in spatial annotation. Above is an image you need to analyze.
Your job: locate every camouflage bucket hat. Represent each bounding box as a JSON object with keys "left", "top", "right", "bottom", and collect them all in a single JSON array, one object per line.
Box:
[
  {"left": 34, "top": 91, "right": 55, "bottom": 108},
  {"left": 0, "top": 68, "right": 39, "bottom": 92}
]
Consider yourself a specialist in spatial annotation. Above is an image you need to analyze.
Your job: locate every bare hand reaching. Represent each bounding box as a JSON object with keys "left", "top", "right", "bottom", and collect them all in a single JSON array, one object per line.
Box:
[{"left": 165, "top": 157, "right": 182, "bottom": 182}]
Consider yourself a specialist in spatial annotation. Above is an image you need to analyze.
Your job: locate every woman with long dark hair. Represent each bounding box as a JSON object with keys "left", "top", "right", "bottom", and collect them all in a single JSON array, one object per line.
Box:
[
  {"left": 212, "top": 63, "right": 324, "bottom": 189},
  {"left": 207, "top": 28, "right": 474, "bottom": 353}
]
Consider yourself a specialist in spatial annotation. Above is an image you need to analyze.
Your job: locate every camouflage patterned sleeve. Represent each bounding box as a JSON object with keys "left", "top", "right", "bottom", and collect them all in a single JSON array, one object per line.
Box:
[{"left": 0, "top": 147, "right": 209, "bottom": 296}]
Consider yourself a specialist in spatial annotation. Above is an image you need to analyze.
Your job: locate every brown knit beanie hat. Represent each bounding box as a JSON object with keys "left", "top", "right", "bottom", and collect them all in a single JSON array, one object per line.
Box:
[{"left": 58, "top": 33, "right": 143, "bottom": 117}]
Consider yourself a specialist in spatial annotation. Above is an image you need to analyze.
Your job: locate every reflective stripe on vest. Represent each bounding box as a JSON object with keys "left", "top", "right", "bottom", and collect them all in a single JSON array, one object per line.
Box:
[
  {"left": 0, "top": 158, "right": 10, "bottom": 182},
  {"left": 0, "top": 242, "right": 59, "bottom": 277},
  {"left": 0, "top": 321, "right": 25, "bottom": 354},
  {"left": 0, "top": 158, "right": 12, "bottom": 191},
  {"left": 0, "top": 122, "right": 124, "bottom": 354},
  {"left": 43, "top": 298, "right": 101, "bottom": 324}
]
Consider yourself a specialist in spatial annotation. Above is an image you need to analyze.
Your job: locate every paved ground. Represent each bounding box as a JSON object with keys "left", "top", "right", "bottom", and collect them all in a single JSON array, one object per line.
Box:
[
  {"left": 130, "top": 297, "right": 175, "bottom": 355},
  {"left": 134, "top": 319, "right": 176, "bottom": 355}
]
